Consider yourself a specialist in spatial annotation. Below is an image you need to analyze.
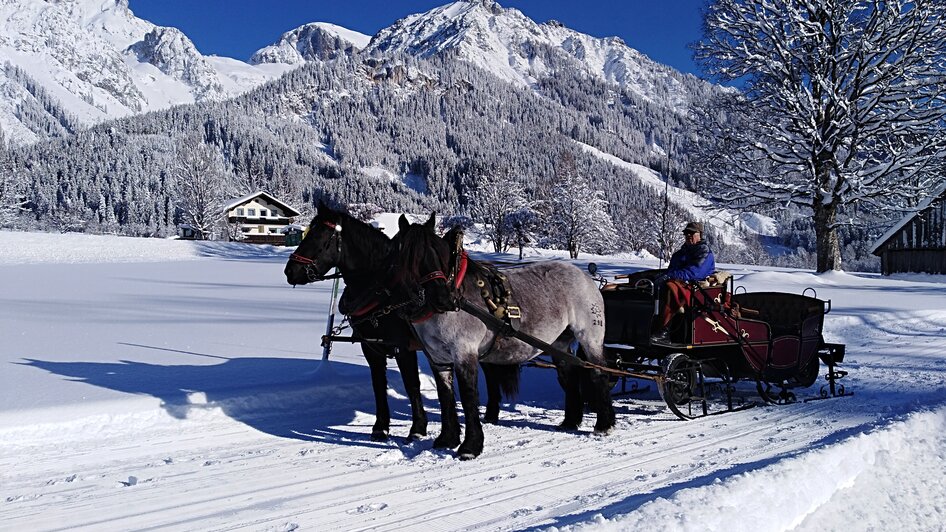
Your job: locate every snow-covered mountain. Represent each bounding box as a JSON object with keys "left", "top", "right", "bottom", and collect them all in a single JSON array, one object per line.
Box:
[
  {"left": 365, "top": 0, "right": 697, "bottom": 110},
  {"left": 1, "top": 0, "right": 704, "bottom": 147},
  {"left": 0, "top": 0, "right": 294, "bottom": 145},
  {"left": 250, "top": 23, "right": 371, "bottom": 66}
]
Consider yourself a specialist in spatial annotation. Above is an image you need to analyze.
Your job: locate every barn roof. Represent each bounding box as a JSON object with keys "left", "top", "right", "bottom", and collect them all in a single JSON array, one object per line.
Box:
[
  {"left": 223, "top": 191, "right": 301, "bottom": 217},
  {"left": 870, "top": 181, "right": 946, "bottom": 255}
]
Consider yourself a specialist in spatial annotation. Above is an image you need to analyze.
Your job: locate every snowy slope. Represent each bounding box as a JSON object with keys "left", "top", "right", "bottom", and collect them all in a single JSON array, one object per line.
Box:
[
  {"left": 366, "top": 0, "right": 698, "bottom": 109},
  {"left": 0, "top": 0, "right": 293, "bottom": 145},
  {"left": 578, "top": 141, "right": 775, "bottom": 248},
  {"left": 1, "top": 230, "right": 945, "bottom": 530}
]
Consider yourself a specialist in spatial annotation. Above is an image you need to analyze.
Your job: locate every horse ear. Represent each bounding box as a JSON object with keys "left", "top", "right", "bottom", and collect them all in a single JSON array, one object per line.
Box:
[
  {"left": 399, "top": 214, "right": 410, "bottom": 232},
  {"left": 425, "top": 213, "right": 436, "bottom": 230}
]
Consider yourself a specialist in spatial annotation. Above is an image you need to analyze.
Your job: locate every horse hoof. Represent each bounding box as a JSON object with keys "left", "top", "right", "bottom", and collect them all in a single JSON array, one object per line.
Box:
[
  {"left": 557, "top": 422, "right": 579, "bottom": 432},
  {"left": 483, "top": 416, "right": 498, "bottom": 425},
  {"left": 593, "top": 426, "right": 613, "bottom": 436},
  {"left": 370, "top": 430, "right": 389, "bottom": 442},
  {"left": 405, "top": 431, "right": 426, "bottom": 443},
  {"left": 457, "top": 444, "right": 482, "bottom": 460}
]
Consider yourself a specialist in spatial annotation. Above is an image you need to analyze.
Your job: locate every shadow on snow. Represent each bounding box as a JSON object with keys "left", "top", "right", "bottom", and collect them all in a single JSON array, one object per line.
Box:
[{"left": 18, "top": 346, "right": 432, "bottom": 450}]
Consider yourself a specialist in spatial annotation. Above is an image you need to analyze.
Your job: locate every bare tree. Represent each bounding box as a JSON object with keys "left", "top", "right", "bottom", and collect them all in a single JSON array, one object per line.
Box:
[
  {"left": 467, "top": 167, "right": 528, "bottom": 253},
  {"left": 694, "top": 0, "right": 946, "bottom": 271},
  {"left": 547, "top": 152, "right": 619, "bottom": 259},
  {"left": 504, "top": 206, "right": 540, "bottom": 260},
  {"left": 173, "top": 137, "right": 231, "bottom": 240}
]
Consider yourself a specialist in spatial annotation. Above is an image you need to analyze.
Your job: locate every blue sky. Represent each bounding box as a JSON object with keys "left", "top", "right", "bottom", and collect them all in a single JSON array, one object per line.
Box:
[{"left": 128, "top": 1, "right": 706, "bottom": 76}]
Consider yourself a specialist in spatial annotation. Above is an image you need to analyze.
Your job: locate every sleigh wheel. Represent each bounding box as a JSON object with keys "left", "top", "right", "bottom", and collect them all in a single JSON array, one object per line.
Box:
[{"left": 660, "top": 353, "right": 703, "bottom": 419}]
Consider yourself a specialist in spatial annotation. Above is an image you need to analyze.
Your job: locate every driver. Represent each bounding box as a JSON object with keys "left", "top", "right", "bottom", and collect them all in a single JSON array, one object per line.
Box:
[{"left": 651, "top": 222, "right": 716, "bottom": 343}]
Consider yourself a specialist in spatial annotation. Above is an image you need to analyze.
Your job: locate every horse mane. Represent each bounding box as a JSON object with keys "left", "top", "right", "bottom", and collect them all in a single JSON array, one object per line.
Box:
[
  {"left": 396, "top": 222, "right": 451, "bottom": 281},
  {"left": 314, "top": 204, "right": 392, "bottom": 272}
]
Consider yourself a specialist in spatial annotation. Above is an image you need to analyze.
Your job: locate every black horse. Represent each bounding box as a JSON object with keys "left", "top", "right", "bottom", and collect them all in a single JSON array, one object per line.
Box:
[
  {"left": 284, "top": 205, "right": 428, "bottom": 441},
  {"left": 284, "top": 204, "right": 517, "bottom": 442}
]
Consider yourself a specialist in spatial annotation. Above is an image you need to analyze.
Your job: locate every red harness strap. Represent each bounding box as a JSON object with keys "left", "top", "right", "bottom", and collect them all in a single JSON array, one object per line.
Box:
[
  {"left": 289, "top": 253, "right": 316, "bottom": 265},
  {"left": 418, "top": 270, "right": 447, "bottom": 284},
  {"left": 410, "top": 311, "right": 436, "bottom": 323},
  {"left": 351, "top": 300, "right": 381, "bottom": 317}
]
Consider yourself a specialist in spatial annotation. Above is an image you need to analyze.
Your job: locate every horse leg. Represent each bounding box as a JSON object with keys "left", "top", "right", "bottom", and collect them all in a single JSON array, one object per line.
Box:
[
  {"left": 481, "top": 363, "right": 522, "bottom": 424},
  {"left": 394, "top": 349, "right": 427, "bottom": 441},
  {"left": 430, "top": 362, "right": 461, "bottom": 450},
  {"left": 591, "top": 369, "right": 616, "bottom": 435},
  {"left": 481, "top": 363, "right": 501, "bottom": 424},
  {"left": 556, "top": 364, "right": 584, "bottom": 431},
  {"left": 575, "top": 340, "right": 616, "bottom": 435},
  {"left": 455, "top": 356, "right": 484, "bottom": 460},
  {"left": 363, "top": 345, "right": 391, "bottom": 441}
]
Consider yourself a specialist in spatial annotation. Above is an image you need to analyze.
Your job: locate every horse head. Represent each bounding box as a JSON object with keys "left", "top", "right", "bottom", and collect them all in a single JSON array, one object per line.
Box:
[
  {"left": 283, "top": 202, "right": 348, "bottom": 286},
  {"left": 392, "top": 213, "right": 459, "bottom": 314}
]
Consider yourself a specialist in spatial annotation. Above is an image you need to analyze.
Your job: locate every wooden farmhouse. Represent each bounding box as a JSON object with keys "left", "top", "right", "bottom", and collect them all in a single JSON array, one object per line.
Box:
[
  {"left": 871, "top": 183, "right": 946, "bottom": 275},
  {"left": 224, "top": 191, "right": 302, "bottom": 245}
]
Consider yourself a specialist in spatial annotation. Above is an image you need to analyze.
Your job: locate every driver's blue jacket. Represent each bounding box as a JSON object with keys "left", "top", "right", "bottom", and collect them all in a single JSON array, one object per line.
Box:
[{"left": 667, "top": 240, "right": 715, "bottom": 282}]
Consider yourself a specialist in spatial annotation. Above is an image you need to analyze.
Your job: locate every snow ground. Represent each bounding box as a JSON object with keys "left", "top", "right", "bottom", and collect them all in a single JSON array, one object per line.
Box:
[{"left": 1, "top": 230, "right": 945, "bottom": 531}]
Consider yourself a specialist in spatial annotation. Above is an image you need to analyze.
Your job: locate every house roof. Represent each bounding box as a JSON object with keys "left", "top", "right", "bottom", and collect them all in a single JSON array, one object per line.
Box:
[
  {"left": 870, "top": 181, "right": 946, "bottom": 255},
  {"left": 223, "top": 191, "right": 301, "bottom": 217}
]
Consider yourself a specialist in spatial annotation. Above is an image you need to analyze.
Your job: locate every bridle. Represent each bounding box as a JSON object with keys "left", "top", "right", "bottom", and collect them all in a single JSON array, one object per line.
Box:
[
  {"left": 289, "top": 221, "right": 343, "bottom": 282},
  {"left": 397, "top": 240, "right": 469, "bottom": 321}
]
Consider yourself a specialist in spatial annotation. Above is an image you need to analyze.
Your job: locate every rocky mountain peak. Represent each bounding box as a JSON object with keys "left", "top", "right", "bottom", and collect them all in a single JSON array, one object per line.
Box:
[
  {"left": 365, "top": 0, "right": 697, "bottom": 110},
  {"left": 128, "top": 27, "right": 224, "bottom": 100},
  {"left": 250, "top": 23, "right": 369, "bottom": 65}
]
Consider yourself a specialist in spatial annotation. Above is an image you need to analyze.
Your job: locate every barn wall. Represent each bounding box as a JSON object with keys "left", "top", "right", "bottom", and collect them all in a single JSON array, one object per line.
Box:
[
  {"left": 882, "top": 249, "right": 946, "bottom": 275},
  {"left": 879, "top": 193, "right": 946, "bottom": 275}
]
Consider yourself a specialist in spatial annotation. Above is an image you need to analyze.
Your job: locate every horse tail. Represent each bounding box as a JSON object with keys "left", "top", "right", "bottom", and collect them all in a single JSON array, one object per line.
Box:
[{"left": 482, "top": 363, "right": 521, "bottom": 400}]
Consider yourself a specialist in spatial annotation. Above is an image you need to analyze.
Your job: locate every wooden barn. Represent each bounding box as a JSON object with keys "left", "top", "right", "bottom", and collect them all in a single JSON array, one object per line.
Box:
[
  {"left": 871, "top": 183, "right": 946, "bottom": 275},
  {"left": 224, "top": 191, "right": 301, "bottom": 245}
]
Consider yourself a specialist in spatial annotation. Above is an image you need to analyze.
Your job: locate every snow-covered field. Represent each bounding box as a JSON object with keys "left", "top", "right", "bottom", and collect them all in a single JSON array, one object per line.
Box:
[{"left": 2, "top": 230, "right": 945, "bottom": 531}]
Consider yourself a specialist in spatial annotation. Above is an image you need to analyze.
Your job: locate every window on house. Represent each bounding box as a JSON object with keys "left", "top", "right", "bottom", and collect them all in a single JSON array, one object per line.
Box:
[
  {"left": 236, "top": 208, "right": 244, "bottom": 216},
  {"left": 248, "top": 208, "right": 256, "bottom": 217},
  {"left": 260, "top": 209, "right": 268, "bottom": 217}
]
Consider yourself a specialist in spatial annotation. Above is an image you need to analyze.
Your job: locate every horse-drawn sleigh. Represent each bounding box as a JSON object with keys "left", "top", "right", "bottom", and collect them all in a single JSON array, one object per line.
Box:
[
  {"left": 285, "top": 205, "right": 851, "bottom": 458},
  {"left": 588, "top": 266, "right": 851, "bottom": 420}
]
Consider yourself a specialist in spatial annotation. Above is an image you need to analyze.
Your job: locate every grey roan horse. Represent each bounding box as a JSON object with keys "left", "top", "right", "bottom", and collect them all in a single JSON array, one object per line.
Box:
[{"left": 392, "top": 214, "right": 615, "bottom": 459}]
